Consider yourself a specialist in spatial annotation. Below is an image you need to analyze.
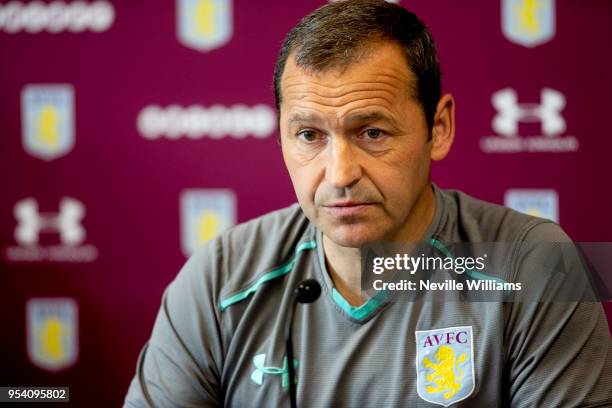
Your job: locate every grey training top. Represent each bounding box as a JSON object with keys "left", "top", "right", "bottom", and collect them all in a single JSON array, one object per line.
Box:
[{"left": 124, "top": 184, "right": 612, "bottom": 407}]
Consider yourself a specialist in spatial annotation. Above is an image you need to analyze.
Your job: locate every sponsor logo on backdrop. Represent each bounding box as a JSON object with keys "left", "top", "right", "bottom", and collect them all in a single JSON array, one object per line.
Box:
[
  {"left": 415, "top": 326, "right": 475, "bottom": 406},
  {"left": 3, "top": 197, "right": 98, "bottom": 263},
  {"left": 177, "top": 0, "right": 232, "bottom": 52},
  {"left": 504, "top": 189, "right": 559, "bottom": 222},
  {"left": 137, "top": 104, "right": 276, "bottom": 139},
  {"left": 502, "top": 0, "right": 555, "bottom": 48},
  {"left": 27, "top": 298, "right": 79, "bottom": 372},
  {"left": 329, "top": 0, "right": 399, "bottom": 3},
  {"left": 0, "top": 1, "right": 114, "bottom": 33},
  {"left": 480, "top": 87, "right": 578, "bottom": 153},
  {"left": 180, "top": 189, "right": 236, "bottom": 257},
  {"left": 22, "top": 84, "right": 75, "bottom": 161}
]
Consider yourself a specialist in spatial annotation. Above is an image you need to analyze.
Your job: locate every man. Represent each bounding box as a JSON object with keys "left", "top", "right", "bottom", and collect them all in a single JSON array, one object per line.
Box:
[{"left": 125, "top": 1, "right": 612, "bottom": 406}]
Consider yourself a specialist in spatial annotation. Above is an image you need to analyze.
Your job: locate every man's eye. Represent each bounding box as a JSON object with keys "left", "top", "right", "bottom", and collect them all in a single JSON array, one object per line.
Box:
[
  {"left": 364, "top": 128, "right": 383, "bottom": 139},
  {"left": 298, "top": 130, "right": 318, "bottom": 142}
]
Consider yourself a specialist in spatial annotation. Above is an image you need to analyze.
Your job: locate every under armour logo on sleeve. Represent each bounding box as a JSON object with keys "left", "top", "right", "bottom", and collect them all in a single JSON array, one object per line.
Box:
[{"left": 250, "top": 354, "right": 298, "bottom": 388}]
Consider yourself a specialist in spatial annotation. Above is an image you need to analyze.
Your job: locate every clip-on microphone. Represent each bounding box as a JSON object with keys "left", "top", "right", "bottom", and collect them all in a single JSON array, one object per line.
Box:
[{"left": 285, "top": 279, "right": 321, "bottom": 408}]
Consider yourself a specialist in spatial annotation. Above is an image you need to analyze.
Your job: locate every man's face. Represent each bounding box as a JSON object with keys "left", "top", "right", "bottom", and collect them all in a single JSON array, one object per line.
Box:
[{"left": 279, "top": 42, "right": 435, "bottom": 247}]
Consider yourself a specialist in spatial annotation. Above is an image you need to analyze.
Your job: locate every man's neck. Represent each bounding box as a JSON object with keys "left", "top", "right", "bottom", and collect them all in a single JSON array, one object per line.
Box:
[{"left": 322, "top": 184, "right": 436, "bottom": 307}]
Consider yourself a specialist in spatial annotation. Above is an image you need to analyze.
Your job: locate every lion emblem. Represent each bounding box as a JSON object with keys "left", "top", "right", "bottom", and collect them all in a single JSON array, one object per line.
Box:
[{"left": 422, "top": 345, "right": 467, "bottom": 399}]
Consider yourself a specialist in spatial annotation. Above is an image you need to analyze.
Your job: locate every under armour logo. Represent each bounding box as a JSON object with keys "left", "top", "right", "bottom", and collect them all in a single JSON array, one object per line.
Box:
[
  {"left": 14, "top": 197, "right": 86, "bottom": 246},
  {"left": 492, "top": 87, "right": 566, "bottom": 137},
  {"left": 250, "top": 353, "right": 298, "bottom": 388}
]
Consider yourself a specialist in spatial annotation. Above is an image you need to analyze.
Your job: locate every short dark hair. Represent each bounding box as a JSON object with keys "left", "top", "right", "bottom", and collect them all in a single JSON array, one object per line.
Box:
[{"left": 273, "top": 0, "right": 441, "bottom": 132}]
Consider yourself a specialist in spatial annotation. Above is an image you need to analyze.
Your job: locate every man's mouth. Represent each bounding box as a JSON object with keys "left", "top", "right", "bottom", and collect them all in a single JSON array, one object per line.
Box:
[{"left": 321, "top": 202, "right": 374, "bottom": 216}]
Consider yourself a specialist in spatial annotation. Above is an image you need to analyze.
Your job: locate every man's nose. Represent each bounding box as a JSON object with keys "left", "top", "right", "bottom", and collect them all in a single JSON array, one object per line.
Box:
[{"left": 324, "top": 137, "right": 362, "bottom": 188}]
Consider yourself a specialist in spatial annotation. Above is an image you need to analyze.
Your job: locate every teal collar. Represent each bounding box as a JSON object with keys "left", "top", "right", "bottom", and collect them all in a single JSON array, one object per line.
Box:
[{"left": 331, "top": 288, "right": 389, "bottom": 321}]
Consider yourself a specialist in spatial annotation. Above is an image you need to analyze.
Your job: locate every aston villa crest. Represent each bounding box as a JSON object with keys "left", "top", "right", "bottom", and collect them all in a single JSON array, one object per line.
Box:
[
  {"left": 27, "top": 298, "right": 79, "bottom": 372},
  {"left": 502, "top": 0, "right": 556, "bottom": 48},
  {"left": 180, "top": 189, "right": 236, "bottom": 257},
  {"left": 415, "top": 326, "right": 475, "bottom": 406},
  {"left": 177, "top": 0, "right": 233, "bottom": 52},
  {"left": 21, "top": 84, "right": 75, "bottom": 161}
]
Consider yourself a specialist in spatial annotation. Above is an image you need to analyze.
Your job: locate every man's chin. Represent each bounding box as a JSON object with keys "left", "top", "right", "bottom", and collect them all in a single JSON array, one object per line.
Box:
[{"left": 321, "top": 225, "right": 385, "bottom": 248}]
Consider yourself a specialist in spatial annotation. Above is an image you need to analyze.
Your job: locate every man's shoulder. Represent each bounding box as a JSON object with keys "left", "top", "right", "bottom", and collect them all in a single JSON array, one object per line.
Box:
[
  {"left": 227, "top": 202, "right": 312, "bottom": 244},
  {"left": 435, "top": 186, "right": 567, "bottom": 243},
  {"left": 185, "top": 203, "right": 317, "bottom": 311}
]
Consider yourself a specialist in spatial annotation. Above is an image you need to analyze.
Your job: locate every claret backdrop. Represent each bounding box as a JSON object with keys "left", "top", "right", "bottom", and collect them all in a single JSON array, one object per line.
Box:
[{"left": 1, "top": 0, "right": 611, "bottom": 406}]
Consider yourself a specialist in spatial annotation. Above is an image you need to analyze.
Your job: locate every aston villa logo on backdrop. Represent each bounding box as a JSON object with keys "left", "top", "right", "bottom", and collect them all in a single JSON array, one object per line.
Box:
[
  {"left": 504, "top": 189, "right": 559, "bottom": 222},
  {"left": 502, "top": 0, "right": 556, "bottom": 48},
  {"left": 27, "top": 298, "right": 79, "bottom": 372},
  {"left": 180, "top": 189, "right": 236, "bottom": 257},
  {"left": 177, "top": 0, "right": 233, "bottom": 52},
  {"left": 21, "top": 84, "right": 75, "bottom": 161}
]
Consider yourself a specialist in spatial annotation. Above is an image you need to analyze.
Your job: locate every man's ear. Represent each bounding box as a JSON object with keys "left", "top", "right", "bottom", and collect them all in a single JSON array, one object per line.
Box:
[{"left": 430, "top": 93, "right": 455, "bottom": 162}]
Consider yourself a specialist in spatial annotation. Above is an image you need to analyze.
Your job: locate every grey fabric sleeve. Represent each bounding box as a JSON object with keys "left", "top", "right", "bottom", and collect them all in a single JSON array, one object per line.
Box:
[
  {"left": 505, "top": 222, "right": 612, "bottom": 407},
  {"left": 123, "top": 241, "right": 224, "bottom": 408}
]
